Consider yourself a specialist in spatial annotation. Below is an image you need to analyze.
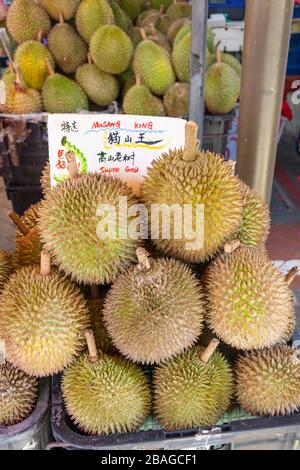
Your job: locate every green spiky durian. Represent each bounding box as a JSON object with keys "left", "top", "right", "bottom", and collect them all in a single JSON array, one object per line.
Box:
[
  {"left": 103, "top": 249, "right": 205, "bottom": 364},
  {"left": 172, "top": 32, "right": 190, "bottom": 82},
  {"left": 206, "top": 246, "right": 296, "bottom": 350},
  {"left": 133, "top": 39, "right": 175, "bottom": 96},
  {"left": 234, "top": 182, "right": 270, "bottom": 247},
  {"left": 62, "top": 351, "right": 151, "bottom": 435},
  {"left": 6, "top": 84, "right": 43, "bottom": 114},
  {"left": 110, "top": 1, "right": 132, "bottom": 32},
  {"left": 157, "top": 14, "right": 172, "bottom": 35},
  {"left": 154, "top": 345, "right": 233, "bottom": 430},
  {"left": 42, "top": 73, "right": 88, "bottom": 113},
  {"left": 205, "top": 61, "right": 240, "bottom": 115},
  {"left": 14, "top": 40, "right": 55, "bottom": 90},
  {"left": 163, "top": 82, "right": 189, "bottom": 117},
  {"left": 0, "top": 264, "right": 90, "bottom": 376},
  {"left": 220, "top": 53, "right": 242, "bottom": 76},
  {"left": 137, "top": 9, "right": 160, "bottom": 28},
  {"left": 166, "top": 2, "right": 191, "bottom": 21},
  {"left": 48, "top": 21, "right": 87, "bottom": 75},
  {"left": 75, "top": 0, "right": 114, "bottom": 44},
  {"left": 167, "top": 17, "right": 189, "bottom": 44},
  {"left": 90, "top": 25, "right": 133, "bottom": 75},
  {"left": 207, "top": 27, "right": 215, "bottom": 53},
  {"left": 119, "top": 0, "right": 141, "bottom": 22},
  {"left": 38, "top": 0, "right": 80, "bottom": 21},
  {"left": 6, "top": 0, "right": 51, "bottom": 44},
  {"left": 236, "top": 346, "right": 300, "bottom": 416},
  {"left": 141, "top": 122, "right": 243, "bottom": 263},
  {"left": 174, "top": 21, "right": 191, "bottom": 45},
  {"left": 13, "top": 203, "right": 43, "bottom": 267},
  {"left": 38, "top": 173, "right": 140, "bottom": 285},
  {"left": 76, "top": 62, "right": 119, "bottom": 107},
  {"left": 88, "top": 299, "right": 115, "bottom": 353},
  {"left": 145, "top": 26, "right": 171, "bottom": 52},
  {"left": 0, "top": 251, "right": 13, "bottom": 291},
  {"left": 0, "top": 362, "right": 38, "bottom": 426},
  {"left": 123, "top": 84, "right": 166, "bottom": 116}
]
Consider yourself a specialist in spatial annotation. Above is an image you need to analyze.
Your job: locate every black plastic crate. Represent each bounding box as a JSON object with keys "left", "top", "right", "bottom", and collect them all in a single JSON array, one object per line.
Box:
[
  {"left": 202, "top": 111, "right": 236, "bottom": 156},
  {"left": 202, "top": 133, "right": 229, "bottom": 155},
  {"left": 5, "top": 185, "right": 43, "bottom": 215}
]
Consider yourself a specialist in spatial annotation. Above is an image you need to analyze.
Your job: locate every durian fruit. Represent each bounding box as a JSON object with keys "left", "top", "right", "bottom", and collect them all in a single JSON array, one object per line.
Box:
[
  {"left": 154, "top": 340, "right": 233, "bottom": 430},
  {"left": 9, "top": 210, "right": 42, "bottom": 268},
  {"left": 0, "top": 251, "right": 13, "bottom": 291},
  {"left": 90, "top": 24, "right": 133, "bottom": 75},
  {"left": 110, "top": 1, "right": 132, "bottom": 32},
  {"left": 141, "top": 121, "right": 243, "bottom": 263},
  {"left": 206, "top": 246, "right": 296, "bottom": 350},
  {"left": 42, "top": 63, "right": 88, "bottom": 113},
  {"left": 119, "top": 0, "right": 141, "bottom": 22},
  {"left": 120, "top": 72, "right": 136, "bottom": 99},
  {"left": 48, "top": 16, "right": 87, "bottom": 75},
  {"left": 174, "top": 21, "right": 191, "bottom": 46},
  {"left": 76, "top": 56, "right": 119, "bottom": 107},
  {"left": 167, "top": 17, "right": 189, "bottom": 44},
  {"left": 88, "top": 286, "right": 115, "bottom": 353},
  {"left": 0, "top": 362, "right": 38, "bottom": 426},
  {"left": 103, "top": 248, "right": 205, "bottom": 364},
  {"left": 163, "top": 82, "right": 189, "bottom": 117},
  {"left": 172, "top": 32, "right": 190, "bottom": 82},
  {"left": 38, "top": 156, "right": 140, "bottom": 285},
  {"left": 234, "top": 182, "right": 270, "bottom": 248},
  {"left": 62, "top": 330, "right": 151, "bottom": 435},
  {"left": 145, "top": 24, "right": 171, "bottom": 52},
  {"left": 133, "top": 39, "right": 175, "bottom": 96},
  {"left": 38, "top": 0, "right": 80, "bottom": 21},
  {"left": 76, "top": 0, "right": 114, "bottom": 44},
  {"left": 6, "top": 0, "right": 51, "bottom": 44},
  {"left": 207, "top": 27, "right": 215, "bottom": 53},
  {"left": 14, "top": 40, "right": 54, "bottom": 90},
  {"left": 5, "top": 82, "right": 43, "bottom": 114},
  {"left": 166, "top": 1, "right": 191, "bottom": 21},
  {"left": 205, "top": 50, "right": 240, "bottom": 115},
  {"left": 123, "top": 81, "right": 165, "bottom": 116},
  {"left": 0, "top": 251, "right": 90, "bottom": 377},
  {"left": 236, "top": 345, "right": 300, "bottom": 416},
  {"left": 137, "top": 9, "right": 160, "bottom": 28},
  {"left": 41, "top": 160, "right": 51, "bottom": 196},
  {"left": 220, "top": 53, "right": 242, "bottom": 76},
  {"left": 157, "top": 14, "right": 172, "bottom": 35}
]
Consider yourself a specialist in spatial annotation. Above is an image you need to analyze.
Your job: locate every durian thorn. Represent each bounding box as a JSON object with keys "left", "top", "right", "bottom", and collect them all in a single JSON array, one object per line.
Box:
[
  {"left": 87, "top": 53, "right": 92, "bottom": 65},
  {"left": 199, "top": 338, "right": 220, "bottom": 364},
  {"left": 40, "top": 250, "right": 51, "bottom": 276},
  {"left": 90, "top": 285, "right": 100, "bottom": 300},
  {"left": 182, "top": 121, "right": 199, "bottom": 162},
  {"left": 58, "top": 11, "right": 64, "bottom": 25},
  {"left": 66, "top": 151, "right": 78, "bottom": 180},
  {"left": 45, "top": 59, "right": 55, "bottom": 76},
  {"left": 140, "top": 28, "right": 148, "bottom": 41},
  {"left": 224, "top": 239, "right": 241, "bottom": 254},
  {"left": 216, "top": 47, "right": 222, "bottom": 64},
  {"left": 85, "top": 329, "right": 99, "bottom": 363},
  {"left": 37, "top": 29, "right": 43, "bottom": 42},
  {"left": 7, "top": 211, "right": 29, "bottom": 235},
  {"left": 136, "top": 247, "right": 151, "bottom": 271},
  {"left": 285, "top": 267, "right": 299, "bottom": 286}
]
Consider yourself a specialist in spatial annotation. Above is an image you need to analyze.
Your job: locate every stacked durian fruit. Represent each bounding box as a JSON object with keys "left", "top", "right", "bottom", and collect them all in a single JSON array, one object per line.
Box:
[
  {"left": 1, "top": 0, "right": 241, "bottom": 116},
  {"left": 1, "top": 121, "right": 299, "bottom": 435}
]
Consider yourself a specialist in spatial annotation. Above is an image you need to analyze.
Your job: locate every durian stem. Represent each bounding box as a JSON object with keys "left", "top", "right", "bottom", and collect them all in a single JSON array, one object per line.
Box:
[
  {"left": 87, "top": 53, "right": 92, "bottom": 65},
  {"left": 224, "top": 239, "right": 241, "bottom": 254},
  {"left": 8, "top": 211, "right": 29, "bottom": 235},
  {"left": 66, "top": 151, "right": 78, "bottom": 180},
  {"left": 58, "top": 11, "right": 64, "bottom": 25},
  {"left": 107, "top": 14, "right": 113, "bottom": 26},
  {"left": 40, "top": 250, "right": 51, "bottom": 276},
  {"left": 216, "top": 48, "right": 222, "bottom": 64},
  {"left": 285, "top": 267, "right": 299, "bottom": 286},
  {"left": 37, "top": 29, "right": 43, "bottom": 42},
  {"left": 0, "top": 340, "right": 6, "bottom": 365},
  {"left": 136, "top": 74, "right": 141, "bottom": 86},
  {"left": 90, "top": 285, "right": 100, "bottom": 300},
  {"left": 149, "top": 23, "right": 157, "bottom": 39},
  {"left": 182, "top": 121, "right": 199, "bottom": 162},
  {"left": 159, "top": 5, "right": 165, "bottom": 14},
  {"left": 140, "top": 28, "right": 148, "bottom": 41},
  {"left": 8, "top": 61, "right": 16, "bottom": 74},
  {"left": 199, "top": 339, "right": 220, "bottom": 364},
  {"left": 85, "top": 329, "right": 99, "bottom": 363},
  {"left": 136, "top": 247, "right": 151, "bottom": 271},
  {"left": 45, "top": 59, "right": 55, "bottom": 76}
]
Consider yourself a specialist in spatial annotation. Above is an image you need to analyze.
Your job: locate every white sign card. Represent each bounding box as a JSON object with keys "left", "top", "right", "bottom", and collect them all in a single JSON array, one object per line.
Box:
[{"left": 47, "top": 114, "right": 187, "bottom": 194}]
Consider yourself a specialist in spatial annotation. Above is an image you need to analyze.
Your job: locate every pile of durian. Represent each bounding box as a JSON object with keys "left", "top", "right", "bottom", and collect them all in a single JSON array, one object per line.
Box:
[
  {"left": 1, "top": 0, "right": 241, "bottom": 116},
  {"left": 0, "top": 120, "right": 299, "bottom": 435}
]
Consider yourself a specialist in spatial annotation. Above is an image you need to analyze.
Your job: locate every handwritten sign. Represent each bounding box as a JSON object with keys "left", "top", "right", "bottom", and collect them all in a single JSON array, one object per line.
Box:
[{"left": 47, "top": 114, "right": 186, "bottom": 194}]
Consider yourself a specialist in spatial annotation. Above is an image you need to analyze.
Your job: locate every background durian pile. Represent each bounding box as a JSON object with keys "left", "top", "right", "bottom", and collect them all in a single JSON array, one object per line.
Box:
[
  {"left": 1, "top": 121, "right": 299, "bottom": 437},
  {"left": 1, "top": 0, "right": 241, "bottom": 117}
]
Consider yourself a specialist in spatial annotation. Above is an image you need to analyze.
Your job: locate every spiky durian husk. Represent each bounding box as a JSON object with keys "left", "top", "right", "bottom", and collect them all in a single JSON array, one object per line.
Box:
[
  {"left": 103, "top": 258, "right": 205, "bottom": 364},
  {"left": 141, "top": 151, "right": 243, "bottom": 263},
  {"left": 88, "top": 299, "right": 115, "bottom": 354},
  {"left": 6, "top": 85, "right": 43, "bottom": 114},
  {"left": 38, "top": 173, "right": 140, "bottom": 285},
  {"left": 19, "top": 202, "right": 42, "bottom": 229},
  {"left": 0, "top": 251, "right": 13, "bottom": 291},
  {"left": 62, "top": 352, "right": 151, "bottom": 435},
  {"left": 13, "top": 202, "right": 43, "bottom": 267},
  {"left": 236, "top": 346, "right": 300, "bottom": 416},
  {"left": 0, "top": 362, "right": 38, "bottom": 426},
  {"left": 154, "top": 347, "right": 233, "bottom": 430},
  {"left": 41, "top": 160, "right": 51, "bottom": 197},
  {"left": 205, "top": 246, "right": 295, "bottom": 350},
  {"left": 234, "top": 182, "right": 270, "bottom": 247},
  {"left": 0, "top": 266, "right": 90, "bottom": 376}
]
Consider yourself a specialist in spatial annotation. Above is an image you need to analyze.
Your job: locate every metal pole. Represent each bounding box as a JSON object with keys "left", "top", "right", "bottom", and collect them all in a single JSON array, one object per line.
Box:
[
  {"left": 189, "top": 0, "right": 208, "bottom": 143},
  {"left": 237, "top": 0, "right": 294, "bottom": 206}
]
